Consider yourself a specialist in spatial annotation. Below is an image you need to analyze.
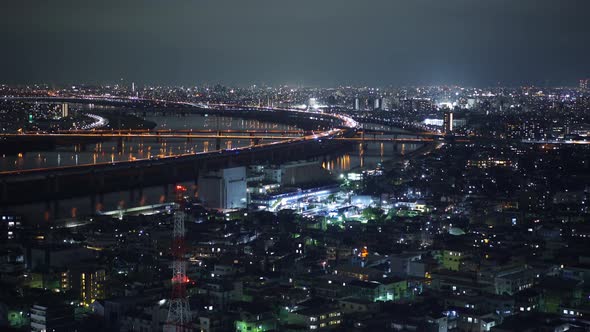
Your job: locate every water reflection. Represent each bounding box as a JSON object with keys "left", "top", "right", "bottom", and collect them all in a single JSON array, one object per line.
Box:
[
  {"left": 0, "top": 115, "right": 297, "bottom": 172},
  {"left": 322, "top": 142, "right": 423, "bottom": 174}
]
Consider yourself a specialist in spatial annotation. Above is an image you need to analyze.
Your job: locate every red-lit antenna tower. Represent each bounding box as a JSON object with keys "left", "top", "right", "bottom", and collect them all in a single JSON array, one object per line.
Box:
[{"left": 165, "top": 185, "right": 191, "bottom": 331}]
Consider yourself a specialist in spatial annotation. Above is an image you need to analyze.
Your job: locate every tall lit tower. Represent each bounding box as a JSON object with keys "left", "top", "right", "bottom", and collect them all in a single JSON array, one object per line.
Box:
[
  {"left": 61, "top": 103, "right": 69, "bottom": 118},
  {"left": 165, "top": 185, "right": 191, "bottom": 332},
  {"left": 443, "top": 111, "right": 454, "bottom": 133}
]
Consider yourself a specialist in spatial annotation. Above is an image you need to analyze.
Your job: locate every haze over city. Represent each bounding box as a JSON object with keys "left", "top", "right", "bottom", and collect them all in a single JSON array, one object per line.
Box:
[{"left": 2, "top": 0, "right": 589, "bottom": 86}]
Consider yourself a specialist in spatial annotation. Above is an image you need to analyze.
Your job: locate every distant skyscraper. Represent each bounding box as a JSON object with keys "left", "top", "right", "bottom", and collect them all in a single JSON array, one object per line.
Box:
[
  {"left": 373, "top": 98, "right": 381, "bottom": 110},
  {"left": 400, "top": 99, "right": 413, "bottom": 112},
  {"left": 381, "top": 97, "right": 391, "bottom": 111},
  {"left": 580, "top": 79, "right": 589, "bottom": 90},
  {"left": 443, "top": 111, "right": 454, "bottom": 133},
  {"left": 131, "top": 82, "right": 136, "bottom": 93},
  {"left": 61, "top": 103, "right": 69, "bottom": 118},
  {"left": 353, "top": 97, "right": 361, "bottom": 111}
]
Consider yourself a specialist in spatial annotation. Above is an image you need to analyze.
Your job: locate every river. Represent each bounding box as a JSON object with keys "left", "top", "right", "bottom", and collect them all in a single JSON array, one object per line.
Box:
[{"left": 0, "top": 116, "right": 424, "bottom": 224}]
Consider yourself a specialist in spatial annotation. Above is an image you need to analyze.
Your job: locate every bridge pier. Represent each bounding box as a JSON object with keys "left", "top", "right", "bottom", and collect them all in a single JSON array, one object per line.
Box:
[
  {"left": 163, "top": 184, "right": 169, "bottom": 202},
  {"left": 215, "top": 137, "right": 221, "bottom": 151},
  {"left": 129, "top": 188, "right": 135, "bottom": 204},
  {"left": 117, "top": 137, "right": 123, "bottom": 153},
  {"left": 138, "top": 187, "right": 144, "bottom": 205},
  {"left": 45, "top": 201, "right": 51, "bottom": 221},
  {"left": 90, "top": 171, "right": 105, "bottom": 209},
  {"left": 138, "top": 168, "right": 145, "bottom": 188},
  {"left": 44, "top": 200, "right": 60, "bottom": 221}
]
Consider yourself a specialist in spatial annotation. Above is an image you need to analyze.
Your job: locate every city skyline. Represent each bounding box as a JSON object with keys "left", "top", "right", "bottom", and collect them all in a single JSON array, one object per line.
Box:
[{"left": 2, "top": 2, "right": 590, "bottom": 332}]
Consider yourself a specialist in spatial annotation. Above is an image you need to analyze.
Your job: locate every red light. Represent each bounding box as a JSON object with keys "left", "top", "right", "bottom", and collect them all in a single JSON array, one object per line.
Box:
[{"left": 175, "top": 185, "right": 187, "bottom": 192}]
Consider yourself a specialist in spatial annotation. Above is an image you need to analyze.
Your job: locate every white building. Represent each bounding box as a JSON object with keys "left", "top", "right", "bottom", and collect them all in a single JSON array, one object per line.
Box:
[
  {"left": 30, "top": 304, "right": 74, "bottom": 332},
  {"left": 198, "top": 167, "right": 247, "bottom": 210}
]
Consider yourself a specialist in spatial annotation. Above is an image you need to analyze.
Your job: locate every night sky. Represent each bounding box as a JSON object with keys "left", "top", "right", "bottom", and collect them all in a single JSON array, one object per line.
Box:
[{"left": 1, "top": 0, "right": 589, "bottom": 87}]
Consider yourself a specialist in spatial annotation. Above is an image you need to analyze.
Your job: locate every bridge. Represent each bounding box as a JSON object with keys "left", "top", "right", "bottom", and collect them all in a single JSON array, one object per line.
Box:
[
  {"left": 0, "top": 96, "right": 360, "bottom": 211},
  {"left": 1, "top": 132, "right": 299, "bottom": 141},
  {"left": 53, "top": 129, "right": 306, "bottom": 134},
  {"left": 2, "top": 131, "right": 449, "bottom": 143},
  {"left": 337, "top": 137, "right": 461, "bottom": 143}
]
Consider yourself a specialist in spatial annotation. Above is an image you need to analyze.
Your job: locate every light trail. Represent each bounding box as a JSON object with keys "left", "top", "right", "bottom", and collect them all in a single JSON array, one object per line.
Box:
[
  {"left": 0, "top": 96, "right": 359, "bottom": 175},
  {"left": 80, "top": 113, "right": 109, "bottom": 130}
]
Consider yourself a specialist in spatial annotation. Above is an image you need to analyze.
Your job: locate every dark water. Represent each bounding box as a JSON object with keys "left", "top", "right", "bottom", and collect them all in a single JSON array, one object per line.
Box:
[
  {"left": 321, "top": 122, "right": 424, "bottom": 174},
  {"left": 322, "top": 141, "right": 424, "bottom": 174},
  {"left": 1, "top": 119, "right": 424, "bottom": 224},
  {"left": 0, "top": 115, "right": 297, "bottom": 172}
]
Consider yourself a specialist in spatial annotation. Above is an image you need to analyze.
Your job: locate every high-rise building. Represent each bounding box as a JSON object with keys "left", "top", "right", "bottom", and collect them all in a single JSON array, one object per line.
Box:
[
  {"left": 353, "top": 97, "right": 361, "bottom": 111},
  {"left": 61, "top": 266, "right": 106, "bottom": 305},
  {"left": 580, "top": 79, "right": 589, "bottom": 90},
  {"left": 415, "top": 98, "right": 433, "bottom": 112},
  {"left": 443, "top": 111, "right": 454, "bottom": 133},
  {"left": 372, "top": 98, "right": 381, "bottom": 110},
  {"left": 61, "top": 103, "right": 69, "bottom": 118},
  {"left": 381, "top": 97, "right": 391, "bottom": 111},
  {"left": 198, "top": 167, "right": 247, "bottom": 210},
  {"left": 400, "top": 99, "right": 413, "bottom": 112}
]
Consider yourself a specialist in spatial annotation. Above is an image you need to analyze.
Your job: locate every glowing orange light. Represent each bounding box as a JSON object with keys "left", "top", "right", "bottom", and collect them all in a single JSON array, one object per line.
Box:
[{"left": 360, "top": 246, "right": 369, "bottom": 258}]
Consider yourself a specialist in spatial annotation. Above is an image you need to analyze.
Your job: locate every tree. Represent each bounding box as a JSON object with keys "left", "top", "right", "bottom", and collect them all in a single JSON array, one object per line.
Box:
[{"left": 362, "top": 207, "right": 385, "bottom": 222}]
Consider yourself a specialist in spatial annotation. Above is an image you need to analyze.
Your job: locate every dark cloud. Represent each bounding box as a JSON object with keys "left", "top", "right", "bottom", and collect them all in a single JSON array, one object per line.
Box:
[{"left": 1, "top": 0, "right": 589, "bottom": 86}]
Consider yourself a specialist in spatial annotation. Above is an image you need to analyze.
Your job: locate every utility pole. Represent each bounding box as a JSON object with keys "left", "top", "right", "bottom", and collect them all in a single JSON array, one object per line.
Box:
[{"left": 165, "top": 185, "right": 192, "bottom": 331}]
